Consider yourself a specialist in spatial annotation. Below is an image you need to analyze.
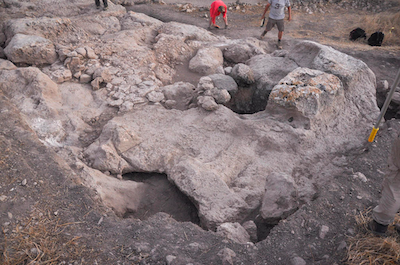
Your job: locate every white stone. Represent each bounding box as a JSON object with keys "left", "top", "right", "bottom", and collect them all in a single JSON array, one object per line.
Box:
[
  {"left": 319, "top": 225, "right": 329, "bottom": 239},
  {"left": 216, "top": 222, "right": 251, "bottom": 244}
]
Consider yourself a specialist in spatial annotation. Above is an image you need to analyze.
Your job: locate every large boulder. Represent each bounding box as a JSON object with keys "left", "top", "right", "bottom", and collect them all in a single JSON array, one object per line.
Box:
[
  {"left": 189, "top": 47, "right": 224, "bottom": 75},
  {"left": 288, "top": 40, "right": 378, "bottom": 119},
  {"left": 169, "top": 156, "right": 249, "bottom": 229},
  {"left": 260, "top": 172, "right": 300, "bottom": 224},
  {"left": 247, "top": 54, "right": 298, "bottom": 89},
  {"left": 208, "top": 74, "right": 238, "bottom": 94},
  {"left": 0, "top": 67, "right": 61, "bottom": 114},
  {"left": 4, "top": 17, "right": 73, "bottom": 44},
  {"left": 0, "top": 5, "right": 382, "bottom": 248},
  {"left": 230, "top": 63, "right": 255, "bottom": 86},
  {"left": 223, "top": 43, "right": 254, "bottom": 64},
  {"left": 268, "top": 67, "right": 344, "bottom": 130},
  {"left": 222, "top": 38, "right": 265, "bottom": 64},
  {"left": 154, "top": 34, "right": 194, "bottom": 65},
  {"left": 162, "top": 81, "right": 197, "bottom": 110},
  {"left": 82, "top": 38, "right": 381, "bottom": 226},
  {"left": 82, "top": 167, "right": 147, "bottom": 217},
  {"left": 82, "top": 105, "right": 273, "bottom": 229},
  {"left": 82, "top": 102, "right": 326, "bottom": 229},
  {"left": 4, "top": 33, "right": 58, "bottom": 65},
  {"left": 0, "top": 67, "right": 64, "bottom": 145},
  {"left": 246, "top": 54, "right": 299, "bottom": 111}
]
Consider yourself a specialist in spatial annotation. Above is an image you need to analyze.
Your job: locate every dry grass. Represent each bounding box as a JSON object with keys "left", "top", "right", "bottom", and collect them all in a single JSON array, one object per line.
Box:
[
  {"left": 287, "top": 9, "right": 400, "bottom": 51},
  {"left": 0, "top": 210, "right": 88, "bottom": 265},
  {"left": 348, "top": 11, "right": 400, "bottom": 46},
  {"left": 347, "top": 209, "right": 400, "bottom": 265}
]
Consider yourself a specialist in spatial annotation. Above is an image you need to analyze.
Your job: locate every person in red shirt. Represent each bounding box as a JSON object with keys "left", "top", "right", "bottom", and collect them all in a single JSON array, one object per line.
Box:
[{"left": 209, "top": 0, "right": 228, "bottom": 29}]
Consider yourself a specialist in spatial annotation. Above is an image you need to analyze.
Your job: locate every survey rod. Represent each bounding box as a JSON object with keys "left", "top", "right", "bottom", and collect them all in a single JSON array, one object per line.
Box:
[{"left": 368, "top": 67, "right": 400, "bottom": 142}]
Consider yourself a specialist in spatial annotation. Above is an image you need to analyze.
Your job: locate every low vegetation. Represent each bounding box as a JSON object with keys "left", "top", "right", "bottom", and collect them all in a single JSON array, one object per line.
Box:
[
  {"left": 1, "top": 208, "right": 88, "bottom": 265},
  {"left": 357, "top": 11, "right": 400, "bottom": 46},
  {"left": 347, "top": 210, "right": 400, "bottom": 265}
]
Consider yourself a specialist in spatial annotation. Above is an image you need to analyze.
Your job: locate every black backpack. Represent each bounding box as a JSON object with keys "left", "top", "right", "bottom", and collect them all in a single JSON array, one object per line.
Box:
[
  {"left": 349, "top": 28, "right": 366, "bottom": 41},
  {"left": 368, "top": 31, "right": 384, "bottom": 46}
]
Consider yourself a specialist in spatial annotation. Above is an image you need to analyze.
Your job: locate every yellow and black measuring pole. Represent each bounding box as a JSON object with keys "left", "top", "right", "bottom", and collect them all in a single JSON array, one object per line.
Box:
[{"left": 368, "top": 68, "right": 400, "bottom": 142}]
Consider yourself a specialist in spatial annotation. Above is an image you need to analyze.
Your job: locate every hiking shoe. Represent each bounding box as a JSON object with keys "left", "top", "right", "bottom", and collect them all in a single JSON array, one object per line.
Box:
[
  {"left": 260, "top": 31, "right": 267, "bottom": 40},
  {"left": 368, "top": 219, "right": 388, "bottom": 236},
  {"left": 277, "top": 40, "right": 282, "bottom": 50},
  {"left": 96, "top": 5, "right": 100, "bottom": 9},
  {"left": 103, "top": 6, "right": 108, "bottom": 11}
]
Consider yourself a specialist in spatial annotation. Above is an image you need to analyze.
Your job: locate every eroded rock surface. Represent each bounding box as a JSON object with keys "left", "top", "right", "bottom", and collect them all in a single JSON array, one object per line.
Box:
[{"left": 0, "top": 1, "right": 383, "bottom": 264}]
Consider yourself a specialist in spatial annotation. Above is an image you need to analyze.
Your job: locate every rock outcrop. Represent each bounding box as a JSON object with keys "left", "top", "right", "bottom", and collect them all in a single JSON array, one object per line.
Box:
[
  {"left": 0, "top": 2, "right": 382, "bottom": 264},
  {"left": 4, "top": 34, "right": 58, "bottom": 65}
]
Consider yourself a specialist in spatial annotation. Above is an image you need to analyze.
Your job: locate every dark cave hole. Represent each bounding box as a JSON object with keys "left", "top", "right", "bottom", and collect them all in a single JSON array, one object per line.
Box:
[
  {"left": 255, "top": 222, "right": 276, "bottom": 242},
  {"left": 122, "top": 172, "right": 200, "bottom": 225},
  {"left": 377, "top": 89, "right": 400, "bottom": 120},
  {"left": 225, "top": 86, "right": 269, "bottom": 114},
  {"left": 243, "top": 206, "right": 279, "bottom": 242}
]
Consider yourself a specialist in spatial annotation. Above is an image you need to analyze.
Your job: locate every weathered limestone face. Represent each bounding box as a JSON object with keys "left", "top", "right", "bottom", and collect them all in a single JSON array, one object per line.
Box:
[
  {"left": 0, "top": 5, "right": 380, "bottom": 232},
  {"left": 0, "top": 58, "right": 17, "bottom": 70},
  {"left": 4, "top": 34, "right": 58, "bottom": 65},
  {"left": 4, "top": 17, "right": 74, "bottom": 44},
  {"left": 189, "top": 46, "right": 224, "bottom": 75},
  {"left": 268, "top": 67, "right": 343, "bottom": 129}
]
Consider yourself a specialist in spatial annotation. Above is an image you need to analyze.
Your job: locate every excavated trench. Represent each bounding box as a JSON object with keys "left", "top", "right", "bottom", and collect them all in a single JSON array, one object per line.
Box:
[
  {"left": 97, "top": 70, "right": 392, "bottom": 243},
  {"left": 120, "top": 172, "right": 280, "bottom": 242},
  {"left": 122, "top": 172, "right": 200, "bottom": 224}
]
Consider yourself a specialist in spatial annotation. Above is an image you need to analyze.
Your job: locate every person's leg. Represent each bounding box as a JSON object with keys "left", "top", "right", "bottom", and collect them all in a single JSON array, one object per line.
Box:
[
  {"left": 278, "top": 31, "right": 283, "bottom": 41},
  {"left": 260, "top": 18, "right": 274, "bottom": 39},
  {"left": 373, "top": 166, "right": 400, "bottom": 223},
  {"left": 373, "top": 171, "right": 400, "bottom": 224},
  {"left": 103, "top": 0, "right": 108, "bottom": 8},
  {"left": 95, "top": 0, "right": 100, "bottom": 8},
  {"left": 372, "top": 137, "right": 400, "bottom": 233},
  {"left": 209, "top": 14, "right": 219, "bottom": 29},
  {"left": 276, "top": 20, "right": 285, "bottom": 49},
  {"left": 223, "top": 15, "right": 228, "bottom": 28}
]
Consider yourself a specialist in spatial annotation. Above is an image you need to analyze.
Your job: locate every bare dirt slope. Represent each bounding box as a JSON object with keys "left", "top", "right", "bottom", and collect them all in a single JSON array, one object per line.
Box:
[{"left": 1, "top": 1, "right": 400, "bottom": 265}]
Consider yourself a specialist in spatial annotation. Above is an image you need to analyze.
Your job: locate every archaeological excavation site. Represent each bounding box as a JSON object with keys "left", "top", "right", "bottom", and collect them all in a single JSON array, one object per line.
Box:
[{"left": 1, "top": 0, "right": 400, "bottom": 264}]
